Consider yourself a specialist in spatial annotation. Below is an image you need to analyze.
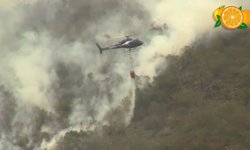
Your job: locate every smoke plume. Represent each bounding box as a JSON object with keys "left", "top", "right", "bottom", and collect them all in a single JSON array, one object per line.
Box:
[{"left": 0, "top": 0, "right": 249, "bottom": 149}]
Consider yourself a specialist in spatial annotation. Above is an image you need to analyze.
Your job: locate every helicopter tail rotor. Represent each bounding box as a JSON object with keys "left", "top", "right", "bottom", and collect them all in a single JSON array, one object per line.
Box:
[{"left": 96, "top": 43, "right": 103, "bottom": 54}]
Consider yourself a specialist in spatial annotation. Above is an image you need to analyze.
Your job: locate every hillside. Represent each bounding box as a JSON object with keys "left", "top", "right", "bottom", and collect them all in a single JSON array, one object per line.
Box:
[{"left": 57, "top": 31, "right": 250, "bottom": 150}]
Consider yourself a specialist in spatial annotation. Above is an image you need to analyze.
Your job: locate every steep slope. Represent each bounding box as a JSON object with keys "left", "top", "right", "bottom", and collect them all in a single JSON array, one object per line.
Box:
[{"left": 57, "top": 31, "right": 250, "bottom": 150}]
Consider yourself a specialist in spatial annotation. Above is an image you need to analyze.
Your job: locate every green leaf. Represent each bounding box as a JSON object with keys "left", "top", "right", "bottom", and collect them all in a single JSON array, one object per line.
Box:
[
  {"left": 217, "top": 15, "right": 221, "bottom": 21},
  {"left": 239, "top": 6, "right": 243, "bottom": 10},
  {"left": 214, "top": 20, "right": 221, "bottom": 28},
  {"left": 238, "top": 23, "right": 248, "bottom": 29},
  {"left": 220, "top": 5, "right": 225, "bottom": 8}
]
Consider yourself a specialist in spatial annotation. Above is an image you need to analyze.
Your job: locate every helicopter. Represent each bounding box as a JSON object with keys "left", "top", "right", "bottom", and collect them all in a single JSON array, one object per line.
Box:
[{"left": 96, "top": 36, "right": 143, "bottom": 54}]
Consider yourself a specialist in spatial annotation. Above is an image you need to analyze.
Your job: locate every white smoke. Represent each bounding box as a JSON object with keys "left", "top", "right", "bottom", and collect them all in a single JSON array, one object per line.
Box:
[
  {"left": 0, "top": 0, "right": 249, "bottom": 149},
  {"left": 6, "top": 32, "right": 57, "bottom": 112},
  {"left": 136, "top": 0, "right": 250, "bottom": 76},
  {"left": 0, "top": 1, "right": 138, "bottom": 149}
]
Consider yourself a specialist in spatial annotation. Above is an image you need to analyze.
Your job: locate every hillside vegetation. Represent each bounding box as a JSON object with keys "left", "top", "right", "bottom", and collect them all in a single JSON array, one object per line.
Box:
[{"left": 58, "top": 31, "right": 250, "bottom": 150}]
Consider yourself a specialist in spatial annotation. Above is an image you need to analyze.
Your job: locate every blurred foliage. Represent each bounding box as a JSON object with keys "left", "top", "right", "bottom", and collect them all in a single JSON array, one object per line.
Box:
[{"left": 58, "top": 31, "right": 250, "bottom": 150}]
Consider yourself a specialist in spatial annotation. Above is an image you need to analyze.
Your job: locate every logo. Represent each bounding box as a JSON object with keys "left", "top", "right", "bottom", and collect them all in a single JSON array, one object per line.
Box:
[{"left": 213, "top": 5, "right": 250, "bottom": 30}]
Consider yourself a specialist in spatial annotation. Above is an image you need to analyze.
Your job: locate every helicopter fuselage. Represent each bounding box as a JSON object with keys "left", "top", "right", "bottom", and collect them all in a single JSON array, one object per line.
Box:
[
  {"left": 112, "top": 39, "right": 143, "bottom": 49},
  {"left": 96, "top": 37, "right": 143, "bottom": 54}
]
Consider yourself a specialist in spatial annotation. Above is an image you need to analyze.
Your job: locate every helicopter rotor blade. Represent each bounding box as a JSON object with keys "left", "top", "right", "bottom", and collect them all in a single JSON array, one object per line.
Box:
[{"left": 102, "top": 32, "right": 137, "bottom": 40}]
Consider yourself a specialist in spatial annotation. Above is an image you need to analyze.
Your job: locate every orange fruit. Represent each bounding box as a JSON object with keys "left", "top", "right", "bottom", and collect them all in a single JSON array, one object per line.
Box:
[
  {"left": 242, "top": 10, "right": 250, "bottom": 24},
  {"left": 213, "top": 7, "right": 225, "bottom": 21},
  {"left": 221, "top": 6, "right": 244, "bottom": 29}
]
